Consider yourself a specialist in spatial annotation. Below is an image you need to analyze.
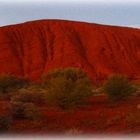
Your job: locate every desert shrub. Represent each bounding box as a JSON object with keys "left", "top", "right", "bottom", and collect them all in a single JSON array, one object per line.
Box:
[
  {"left": 131, "top": 83, "right": 140, "bottom": 90},
  {"left": 42, "top": 67, "right": 88, "bottom": 87},
  {"left": 10, "top": 101, "right": 40, "bottom": 120},
  {"left": 11, "top": 88, "right": 45, "bottom": 104},
  {"left": 0, "top": 114, "right": 12, "bottom": 132},
  {"left": 42, "top": 67, "right": 93, "bottom": 109},
  {"left": 23, "top": 103, "right": 41, "bottom": 120},
  {"left": 15, "top": 77, "right": 30, "bottom": 90},
  {"left": 131, "top": 83, "right": 140, "bottom": 96},
  {"left": 103, "top": 74, "right": 135, "bottom": 101},
  {"left": 10, "top": 101, "right": 25, "bottom": 119},
  {"left": 0, "top": 74, "right": 29, "bottom": 93}
]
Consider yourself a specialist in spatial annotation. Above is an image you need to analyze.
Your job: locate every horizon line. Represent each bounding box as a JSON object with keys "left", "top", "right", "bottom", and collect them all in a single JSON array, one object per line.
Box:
[{"left": 0, "top": 19, "right": 140, "bottom": 29}]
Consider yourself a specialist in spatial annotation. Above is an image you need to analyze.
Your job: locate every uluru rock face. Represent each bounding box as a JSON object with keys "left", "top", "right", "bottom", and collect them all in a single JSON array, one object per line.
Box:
[{"left": 0, "top": 19, "right": 140, "bottom": 83}]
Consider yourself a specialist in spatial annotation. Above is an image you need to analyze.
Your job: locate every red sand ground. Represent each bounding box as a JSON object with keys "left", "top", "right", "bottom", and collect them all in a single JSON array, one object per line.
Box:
[
  {"left": 0, "top": 95, "right": 139, "bottom": 135},
  {"left": 0, "top": 20, "right": 140, "bottom": 83}
]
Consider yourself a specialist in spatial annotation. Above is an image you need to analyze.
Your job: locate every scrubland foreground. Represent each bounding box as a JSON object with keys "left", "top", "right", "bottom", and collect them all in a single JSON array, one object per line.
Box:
[{"left": 0, "top": 68, "right": 139, "bottom": 136}]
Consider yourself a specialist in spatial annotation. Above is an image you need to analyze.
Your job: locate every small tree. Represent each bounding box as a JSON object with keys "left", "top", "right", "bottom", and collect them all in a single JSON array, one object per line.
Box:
[
  {"left": 42, "top": 67, "right": 93, "bottom": 109},
  {"left": 103, "top": 74, "right": 135, "bottom": 101}
]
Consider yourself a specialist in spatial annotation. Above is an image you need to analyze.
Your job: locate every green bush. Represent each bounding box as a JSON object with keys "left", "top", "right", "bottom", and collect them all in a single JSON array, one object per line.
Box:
[
  {"left": 0, "top": 74, "right": 29, "bottom": 93},
  {"left": 23, "top": 103, "right": 40, "bottom": 120},
  {"left": 10, "top": 101, "right": 25, "bottom": 119},
  {"left": 42, "top": 67, "right": 93, "bottom": 109},
  {"left": 103, "top": 74, "right": 135, "bottom": 101},
  {"left": 0, "top": 102, "right": 13, "bottom": 132},
  {"left": 11, "top": 88, "right": 44, "bottom": 104},
  {"left": 0, "top": 114, "right": 12, "bottom": 132},
  {"left": 10, "top": 101, "right": 40, "bottom": 120},
  {"left": 10, "top": 87, "right": 44, "bottom": 119}
]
